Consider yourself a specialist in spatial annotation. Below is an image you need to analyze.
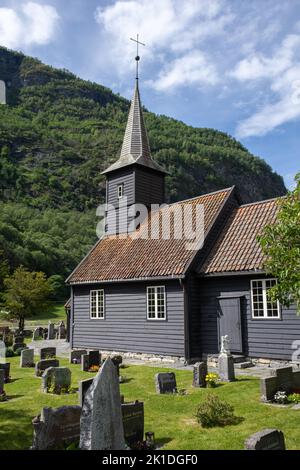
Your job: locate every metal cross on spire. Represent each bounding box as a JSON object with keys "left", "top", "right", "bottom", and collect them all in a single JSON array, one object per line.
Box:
[{"left": 130, "top": 34, "right": 145, "bottom": 80}]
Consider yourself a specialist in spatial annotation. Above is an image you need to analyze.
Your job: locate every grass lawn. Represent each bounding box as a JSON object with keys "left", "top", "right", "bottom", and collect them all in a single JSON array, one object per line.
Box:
[
  {"left": 0, "top": 358, "right": 300, "bottom": 450},
  {"left": 0, "top": 302, "right": 66, "bottom": 328}
]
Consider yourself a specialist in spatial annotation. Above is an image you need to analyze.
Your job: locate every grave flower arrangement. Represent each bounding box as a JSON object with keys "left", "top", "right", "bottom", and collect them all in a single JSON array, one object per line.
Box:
[
  {"left": 205, "top": 373, "right": 218, "bottom": 388},
  {"left": 273, "top": 391, "right": 288, "bottom": 404},
  {"left": 89, "top": 365, "right": 100, "bottom": 373}
]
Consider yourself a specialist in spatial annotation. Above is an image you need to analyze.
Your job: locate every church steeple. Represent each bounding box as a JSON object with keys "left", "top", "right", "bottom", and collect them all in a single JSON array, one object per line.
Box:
[{"left": 102, "top": 79, "right": 165, "bottom": 175}]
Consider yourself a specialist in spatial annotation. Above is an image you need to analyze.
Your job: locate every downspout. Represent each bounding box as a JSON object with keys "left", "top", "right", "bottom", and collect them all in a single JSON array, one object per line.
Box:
[
  {"left": 180, "top": 278, "right": 191, "bottom": 365},
  {"left": 70, "top": 285, "right": 74, "bottom": 349}
]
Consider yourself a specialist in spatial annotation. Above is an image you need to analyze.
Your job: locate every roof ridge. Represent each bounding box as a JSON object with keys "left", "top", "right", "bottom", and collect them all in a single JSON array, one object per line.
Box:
[
  {"left": 239, "top": 195, "right": 285, "bottom": 208},
  {"left": 169, "top": 186, "right": 235, "bottom": 206}
]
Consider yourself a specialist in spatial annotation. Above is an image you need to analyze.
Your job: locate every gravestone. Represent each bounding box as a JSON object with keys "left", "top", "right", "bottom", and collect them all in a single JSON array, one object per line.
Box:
[
  {"left": 155, "top": 372, "right": 177, "bottom": 394},
  {"left": 32, "top": 406, "right": 81, "bottom": 450},
  {"left": 80, "top": 357, "right": 125, "bottom": 450},
  {"left": 20, "top": 348, "right": 34, "bottom": 367},
  {"left": 88, "top": 350, "right": 101, "bottom": 368},
  {"left": 70, "top": 349, "right": 87, "bottom": 364},
  {"left": 43, "top": 330, "right": 48, "bottom": 340},
  {"left": 218, "top": 337, "right": 235, "bottom": 382},
  {"left": 40, "top": 347, "right": 56, "bottom": 360},
  {"left": 41, "top": 367, "right": 71, "bottom": 393},
  {"left": 271, "top": 366, "right": 293, "bottom": 392},
  {"left": 14, "top": 335, "right": 24, "bottom": 344},
  {"left": 193, "top": 362, "right": 207, "bottom": 388},
  {"left": 47, "top": 322, "right": 55, "bottom": 340},
  {"left": 0, "top": 363, "right": 10, "bottom": 383},
  {"left": 35, "top": 359, "right": 59, "bottom": 377},
  {"left": 122, "top": 401, "right": 144, "bottom": 448},
  {"left": 78, "top": 378, "right": 94, "bottom": 407},
  {"left": 58, "top": 321, "right": 66, "bottom": 340},
  {"left": 12, "top": 342, "right": 26, "bottom": 352},
  {"left": 0, "top": 369, "right": 5, "bottom": 395},
  {"left": 0, "top": 80, "right": 6, "bottom": 105},
  {"left": 33, "top": 327, "right": 43, "bottom": 341},
  {"left": 245, "top": 429, "right": 285, "bottom": 450},
  {"left": 81, "top": 354, "right": 89, "bottom": 372},
  {"left": 260, "top": 376, "right": 278, "bottom": 402}
]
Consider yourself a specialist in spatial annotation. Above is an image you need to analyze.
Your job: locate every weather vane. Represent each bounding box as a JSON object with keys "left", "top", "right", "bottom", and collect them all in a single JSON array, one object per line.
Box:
[{"left": 130, "top": 34, "right": 145, "bottom": 80}]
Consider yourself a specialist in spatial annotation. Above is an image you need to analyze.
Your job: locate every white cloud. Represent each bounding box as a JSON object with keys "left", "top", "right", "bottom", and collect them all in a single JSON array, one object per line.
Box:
[
  {"left": 95, "top": 0, "right": 229, "bottom": 84},
  {"left": 234, "top": 34, "right": 300, "bottom": 138},
  {"left": 147, "top": 51, "right": 218, "bottom": 91},
  {"left": 0, "top": 2, "right": 59, "bottom": 49}
]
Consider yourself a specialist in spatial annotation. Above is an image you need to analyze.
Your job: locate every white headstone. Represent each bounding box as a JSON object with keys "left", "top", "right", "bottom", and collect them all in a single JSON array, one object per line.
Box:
[
  {"left": 0, "top": 340, "right": 6, "bottom": 364},
  {"left": 0, "top": 81, "right": 6, "bottom": 105},
  {"left": 80, "top": 357, "right": 125, "bottom": 450}
]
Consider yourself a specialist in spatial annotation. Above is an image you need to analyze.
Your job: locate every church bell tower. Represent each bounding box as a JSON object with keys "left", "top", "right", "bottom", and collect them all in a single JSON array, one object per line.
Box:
[{"left": 101, "top": 36, "right": 167, "bottom": 235}]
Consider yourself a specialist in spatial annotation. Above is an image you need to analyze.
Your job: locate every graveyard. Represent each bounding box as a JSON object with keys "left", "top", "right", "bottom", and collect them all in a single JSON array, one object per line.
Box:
[{"left": 1, "top": 354, "right": 300, "bottom": 450}]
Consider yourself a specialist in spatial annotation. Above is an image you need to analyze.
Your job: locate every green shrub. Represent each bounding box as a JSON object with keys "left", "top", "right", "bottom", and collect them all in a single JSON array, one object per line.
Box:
[
  {"left": 195, "top": 394, "right": 240, "bottom": 428},
  {"left": 14, "top": 348, "right": 23, "bottom": 356},
  {"left": 288, "top": 393, "right": 300, "bottom": 404},
  {"left": 5, "top": 348, "right": 15, "bottom": 357}
]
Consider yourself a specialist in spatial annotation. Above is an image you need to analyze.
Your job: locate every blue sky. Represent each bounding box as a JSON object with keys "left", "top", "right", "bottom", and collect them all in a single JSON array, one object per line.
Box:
[{"left": 0, "top": 0, "right": 299, "bottom": 189}]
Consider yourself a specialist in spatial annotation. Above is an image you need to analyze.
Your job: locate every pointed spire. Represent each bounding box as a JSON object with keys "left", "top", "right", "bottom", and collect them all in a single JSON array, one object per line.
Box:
[{"left": 102, "top": 80, "right": 166, "bottom": 175}]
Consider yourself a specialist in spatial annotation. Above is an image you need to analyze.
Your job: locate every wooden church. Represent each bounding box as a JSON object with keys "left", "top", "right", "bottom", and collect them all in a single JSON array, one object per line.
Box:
[{"left": 67, "top": 73, "right": 299, "bottom": 364}]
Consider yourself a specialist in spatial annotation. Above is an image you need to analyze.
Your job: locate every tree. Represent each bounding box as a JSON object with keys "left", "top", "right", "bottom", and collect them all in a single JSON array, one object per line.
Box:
[
  {"left": 0, "top": 250, "right": 9, "bottom": 295},
  {"left": 259, "top": 173, "right": 300, "bottom": 314},
  {"left": 2, "top": 266, "right": 52, "bottom": 331}
]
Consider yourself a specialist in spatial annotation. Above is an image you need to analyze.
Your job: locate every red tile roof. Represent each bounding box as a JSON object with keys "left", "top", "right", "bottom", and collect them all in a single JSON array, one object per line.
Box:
[
  {"left": 200, "top": 198, "right": 280, "bottom": 274},
  {"left": 67, "top": 188, "right": 233, "bottom": 284}
]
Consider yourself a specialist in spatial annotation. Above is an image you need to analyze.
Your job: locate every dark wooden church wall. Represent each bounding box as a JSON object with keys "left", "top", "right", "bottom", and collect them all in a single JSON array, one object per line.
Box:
[
  {"left": 72, "top": 279, "right": 185, "bottom": 357},
  {"left": 196, "top": 276, "right": 299, "bottom": 360}
]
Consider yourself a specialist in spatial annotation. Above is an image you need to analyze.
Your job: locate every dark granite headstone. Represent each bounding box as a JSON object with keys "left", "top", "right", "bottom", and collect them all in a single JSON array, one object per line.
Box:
[
  {"left": 35, "top": 359, "right": 59, "bottom": 377},
  {"left": 88, "top": 350, "right": 100, "bottom": 368},
  {"left": 20, "top": 348, "right": 34, "bottom": 367},
  {"left": 12, "top": 342, "right": 26, "bottom": 352},
  {"left": 271, "top": 367, "right": 293, "bottom": 393},
  {"left": 32, "top": 406, "right": 81, "bottom": 450},
  {"left": 0, "top": 369, "right": 5, "bottom": 395},
  {"left": 155, "top": 372, "right": 177, "bottom": 394},
  {"left": 193, "top": 362, "right": 207, "bottom": 388},
  {"left": 0, "top": 363, "right": 10, "bottom": 383},
  {"left": 78, "top": 378, "right": 94, "bottom": 407},
  {"left": 81, "top": 354, "right": 89, "bottom": 372},
  {"left": 260, "top": 376, "right": 278, "bottom": 402},
  {"left": 70, "top": 349, "right": 87, "bottom": 364},
  {"left": 47, "top": 322, "right": 55, "bottom": 340},
  {"left": 245, "top": 429, "right": 285, "bottom": 450},
  {"left": 122, "top": 401, "right": 144, "bottom": 448},
  {"left": 40, "top": 347, "right": 56, "bottom": 360}
]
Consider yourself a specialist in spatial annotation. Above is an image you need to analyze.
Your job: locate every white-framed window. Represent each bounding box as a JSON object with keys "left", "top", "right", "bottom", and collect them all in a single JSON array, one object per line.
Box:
[
  {"left": 251, "top": 279, "right": 280, "bottom": 319},
  {"left": 117, "top": 184, "right": 124, "bottom": 199},
  {"left": 90, "top": 289, "right": 105, "bottom": 319},
  {"left": 147, "top": 286, "right": 166, "bottom": 320}
]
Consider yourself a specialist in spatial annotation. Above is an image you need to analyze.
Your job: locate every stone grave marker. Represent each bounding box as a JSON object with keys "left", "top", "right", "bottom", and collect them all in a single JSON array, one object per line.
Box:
[
  {"left": 0, "top": 363, "right": 10, "bottom": 383},
  {"left": 35, "top": 359, "right": 59, "bottom": 377},
  {"left": 78, "top": 377, "right": 94, "bottom": 407},
  {"left": 70, "top": 349, "right": 87, "bottom": 364},
  {"left": 193, "top": 362, "right": 207, "bottom": 388},
  {"left": 81, "top": 354, "right": 89, "bottom": 372},
  {"left": 245, "top": 429, "right": 285, "bottom": 450},
  {"left": 0, "top": 369, "right": 5, "bottom": 395},
  {"left": 80, "top": 357, "right": 125, "bottom": 450},
  {"left": 88, "top": 350, "right": 101, "bottom": 368},
  {"left": 218, "top": 336, "right": 235, "bottom": 382},
  {"left": 41, "top": 367, "right": 71, "bottom": 393},
  {"left": 33, "top": 327, "right": 43, "bottom": 341},
  {"left": 40, "top": 347, "right": 56, "bottom": 360},
  {"left": 32, "top": 406, "right": 81, "bottom": 450},
  {"left": 260, "top": 376, "right": 278, "bottom": 402},
  {"left": 122, "top": 400, "right": 144, "bottom": 448},
  {"left": 155, "top": 372, "right": 177, "bottom": 394},
  {"left": 271, "top": 366, "right": 293, "bottom": 392},
  {"left": 47, "top": 322, "right": 55, "bottom": 340},
  {"left": 20, "top": 348, "right": 34, "bottom": 368},
  {"left": 57, "top": 321, "right": 66, "bottom": 340},
  {"left": 12, "top": 342, "right": 26, "bottom": 352}
]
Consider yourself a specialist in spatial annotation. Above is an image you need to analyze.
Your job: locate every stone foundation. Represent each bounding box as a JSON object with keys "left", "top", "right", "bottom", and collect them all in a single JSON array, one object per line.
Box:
[{"left": 72, "top": 349, "right": 185, "bottom": 365}]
